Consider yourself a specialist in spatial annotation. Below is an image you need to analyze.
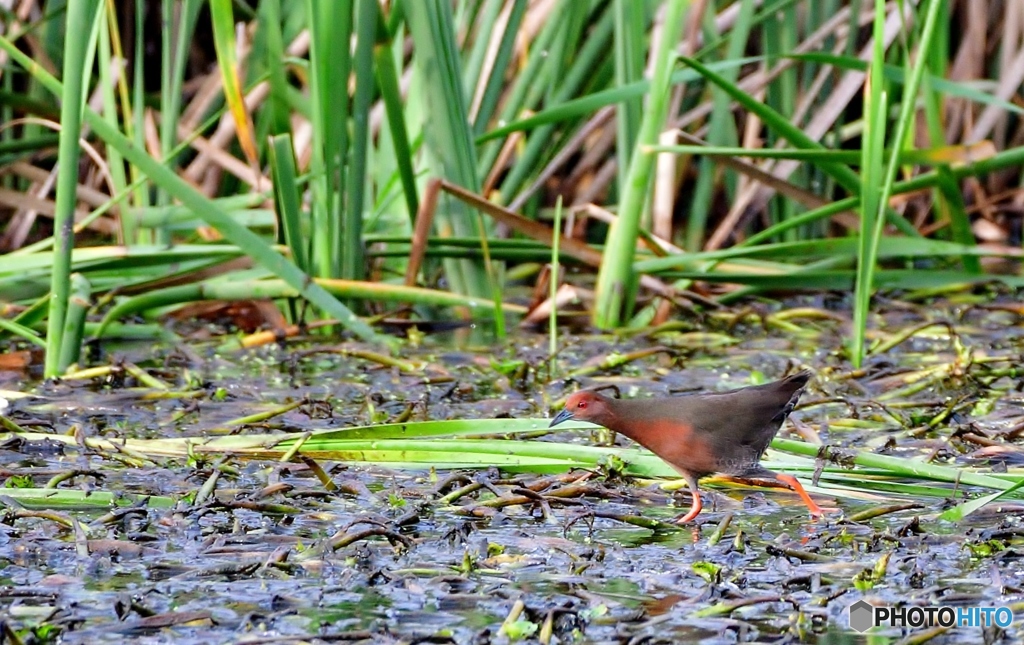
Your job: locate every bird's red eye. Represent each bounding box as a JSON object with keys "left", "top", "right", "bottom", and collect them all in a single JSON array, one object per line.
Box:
[{"left": 577, "top": 401, "right": 587, "bottom": 409}]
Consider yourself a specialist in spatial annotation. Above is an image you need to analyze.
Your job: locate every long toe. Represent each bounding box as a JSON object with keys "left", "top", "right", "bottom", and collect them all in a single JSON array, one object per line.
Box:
[
  {"left": 673, "top": 491, "right": 703, "bottom": 524},
  {"left": 775, "top": 473, "right": 827, "bottom": 517}
]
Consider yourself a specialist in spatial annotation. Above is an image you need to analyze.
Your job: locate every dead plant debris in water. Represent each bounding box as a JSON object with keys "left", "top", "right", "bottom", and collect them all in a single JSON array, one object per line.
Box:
[{"left": 1, "top": 301, "right": 1023, "bottom": 643}]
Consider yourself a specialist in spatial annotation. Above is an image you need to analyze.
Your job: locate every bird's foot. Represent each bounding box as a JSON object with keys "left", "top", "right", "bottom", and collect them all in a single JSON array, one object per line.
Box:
[
  {"left": 774, "top": 473, "right": 837, "bottom": 519},
  {"left": 672, "top": 491, "right": 703, "bottom": 524},
  {"left": 811, "top": 505, "right": 842, "bottom": 518}
]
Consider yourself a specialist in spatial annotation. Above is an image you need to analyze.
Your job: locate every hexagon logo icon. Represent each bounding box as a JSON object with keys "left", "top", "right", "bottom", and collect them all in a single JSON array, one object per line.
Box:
[{"left": 849, "top": 600, "right": 875, "bottom": 633}]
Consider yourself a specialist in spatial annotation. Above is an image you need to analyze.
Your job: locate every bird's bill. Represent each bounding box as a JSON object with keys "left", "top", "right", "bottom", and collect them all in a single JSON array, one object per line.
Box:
[{"left": 549, "top": 408, "right": 574, "bottom": 427}]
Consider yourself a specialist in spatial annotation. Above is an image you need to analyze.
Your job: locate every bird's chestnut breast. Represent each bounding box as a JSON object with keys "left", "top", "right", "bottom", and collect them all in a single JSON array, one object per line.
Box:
[{"left": 619, "top": 417, "right": 719, "bottom": 476}]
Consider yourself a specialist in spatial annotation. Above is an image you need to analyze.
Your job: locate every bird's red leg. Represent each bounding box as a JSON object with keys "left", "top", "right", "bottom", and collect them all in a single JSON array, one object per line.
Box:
[
  {"left": 673, "top": 472, "right": 703, "bottom": 524},
  {"left": 675, "top": 490, "right": 702, "bottom": 523},
  {"left": 775, "top": 473, "right": 825, "bottom": 517}
]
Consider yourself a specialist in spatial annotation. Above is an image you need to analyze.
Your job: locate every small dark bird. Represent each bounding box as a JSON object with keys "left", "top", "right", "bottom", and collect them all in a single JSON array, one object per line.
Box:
[{"left": 549, "top": 371, "right": 825, "bottom": 522}]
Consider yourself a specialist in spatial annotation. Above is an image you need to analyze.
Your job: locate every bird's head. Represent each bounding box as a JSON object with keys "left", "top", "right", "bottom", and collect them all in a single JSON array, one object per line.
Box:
[{"left": 549, "top": 390, "right": 613, "bottom": 427}]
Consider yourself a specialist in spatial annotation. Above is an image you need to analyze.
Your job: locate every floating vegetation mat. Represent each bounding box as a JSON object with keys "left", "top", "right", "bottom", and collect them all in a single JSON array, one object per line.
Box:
[{"left": 2, "top": 299, "right": 1024, "bottom": 643}]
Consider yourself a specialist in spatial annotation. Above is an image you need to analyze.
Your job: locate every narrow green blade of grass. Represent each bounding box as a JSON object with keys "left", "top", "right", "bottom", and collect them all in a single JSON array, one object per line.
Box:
[
  {"left": 210, "top": 0, "right": 258, "bottom": 165},
  {"left": 268, "top": 134, "right": 307, "bottom": 273},
  {"left": 593, "top": 0, "right": 688, "bottom": 328},
  {"left": 373, "top": 12, "right": 419, "bottom": 225},
  {"left": 0, "top": 317, "right": 46, "bottom": 347},
  {"left": 136, "top": 194, "right": 269, "bottom": 228},
  {"left": 305, "top": 0, "right": 352, "bottom": 279},
  {"left": 5, "top": 427, "right": 1020, "bottom": 506},
  {"left": 645, "top": 268, "right": 1024, "bottom": 292},
  {"left": 737, "top": 143, "right": 1024, "bottom": 248},
  {"left": 852, "top": 0, "right": 944, "bottom": 368},
  {"left": 635, "top": 236, "right": 1021, "bottom": 274},
  {"left": 790, "top": 51, "right": 1024, "bottom": 117},
  {"left": 1, "top": 245, "right": 248, "bottom": 281},
  {"left": 343, "top": 0, "right": 379, "bottom": 284},
  {"left": 764, "top": 0, "right": 803, "bottom": 238},
  {"left": 550, "top": 197, "right": 563, "bottom": 376},
  {"left": 495, "top": 4, "right": 615, "bottom": 206},
  {"left": 155, "top": 0, "right": 202, "bottom": 240},
  {"left": 96, "top": 9, "right": 131, "bottom": 243},
  {"left": 258, "top": 0, "right": 291, "bottom": 136},
  {"left": 295, "top": 418, "right": 585, "bottom": 441},
  {"left": 477, "top": 58, "right": 758, "bottom": 144},
  {"left": 286, "top": 445, "right": 595, "bottom": 472},
  {"left": 685, "top": 0, "right": 753, "bottom": 251},
  {"left": 130, "top": 0, "right": 150, "bottom": 244},
  {"left": 0, "top": 132, "right": 61, "bottom": 159},
  {"left": 45, "top": 0, "right": 100, "bottom": 377},
  {"left": 677, "top": 54, "right": 863, "bottom": 199},
  {"left": 475, "top": 6, "right": 566, "bottom": 174},
  {"left": 405, "top": 0, "right": 492, "bottom": 301},
  {"left": 851, "top": 0, "right": 889, "bottom": 370},
  {"left": 472, "top": 0, "right": 528, "bottom": 137},
  {"left": 938, "top": 476, "right": 1024, "bottom": 522},
  {"left": 933, "top": 166, "right": 981, "bottom": 274},
  {"left": 56, "top": 273, "right": 90, "bottom": 373},
  {"left": 0, "top": 35, "right": 392, "bottom": 348},
  {"left": 93, "top": 277, "right": 527, "bottom": 338},
  {"left": 460, "top": 0, "right": 502, "bottom": 105},
  {"left": 808, "top": 473, "right": 969, "bottom": 499},
  {"left": 612, "top": 0, "right": 646, "bottom": 195},
  {"left": 644, "top": 143, "right": 993, "bottom": 166},
  {"left": 772, "top": 437, "right": 1021, "bottom": 493},
  {"left": 0, "top": 488, "right": 175, "bottom": 510}
]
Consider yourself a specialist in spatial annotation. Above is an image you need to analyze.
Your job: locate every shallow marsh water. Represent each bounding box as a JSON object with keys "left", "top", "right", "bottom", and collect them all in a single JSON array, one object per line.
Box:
[{"left": 1, "top": 297, "right": 1024, "bottom": 644}]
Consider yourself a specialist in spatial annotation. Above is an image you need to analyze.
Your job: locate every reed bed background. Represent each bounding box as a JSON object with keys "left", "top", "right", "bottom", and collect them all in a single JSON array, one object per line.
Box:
[{"left": 1, "top": 0, "right": 1023, "bottom": 372}]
